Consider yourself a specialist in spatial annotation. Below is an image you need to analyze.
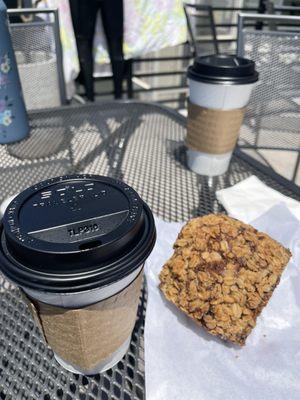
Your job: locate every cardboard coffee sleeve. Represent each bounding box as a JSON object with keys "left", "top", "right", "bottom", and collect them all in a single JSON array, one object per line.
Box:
[
  {"left": 24, "top": 272, "right": 143, "bottom": 371},
  {"left": 186, "top": 102, "right": 246, "bottom": 155}
]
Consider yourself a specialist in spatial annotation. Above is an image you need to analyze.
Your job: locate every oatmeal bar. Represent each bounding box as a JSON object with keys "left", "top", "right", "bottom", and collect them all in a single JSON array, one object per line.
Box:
[{"left": 159, "top": 214, "right": 291, "bottom": 345}]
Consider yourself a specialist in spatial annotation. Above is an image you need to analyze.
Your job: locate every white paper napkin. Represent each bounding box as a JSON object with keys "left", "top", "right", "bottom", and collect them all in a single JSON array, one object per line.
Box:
[
  {"left": 145, "top": 179, "right": 300, "bottom": 400},
  {"left": 216, "top": 175, "right": 300, "bottom": 222}
]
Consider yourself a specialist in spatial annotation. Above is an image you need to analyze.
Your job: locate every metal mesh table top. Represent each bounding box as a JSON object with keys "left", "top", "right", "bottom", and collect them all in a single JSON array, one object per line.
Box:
[{"left": 0, "top": 101, "right": 299, "bottom": 400}]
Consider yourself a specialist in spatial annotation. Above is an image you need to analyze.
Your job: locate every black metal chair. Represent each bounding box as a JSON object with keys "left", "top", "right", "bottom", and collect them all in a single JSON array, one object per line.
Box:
[
  {"left": 183, "top": 3, "right": 219, "bottom": 57},
  {"left": 237, "top": 12, "right": 300, "bottom": 183},
  {"left": 7, "top": 8, "right": 66, "bottom": 111}
]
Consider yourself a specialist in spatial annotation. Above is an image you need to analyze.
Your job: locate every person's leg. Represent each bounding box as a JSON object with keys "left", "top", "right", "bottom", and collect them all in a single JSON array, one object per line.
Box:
[
  {"left": 69, "top": 0, "right": 98, "bottom": 101},
  {"left": 100, "top": 0, "right": 124, "bottom": 99}
]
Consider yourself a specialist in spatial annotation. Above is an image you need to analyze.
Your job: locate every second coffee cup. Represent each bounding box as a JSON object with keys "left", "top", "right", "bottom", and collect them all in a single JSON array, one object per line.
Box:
[
  {"left": 0, "top": 174, "right": 156, "bottom": 374},
  {"left": 187, "top": 54, "right": 259, "bottom": 176}
]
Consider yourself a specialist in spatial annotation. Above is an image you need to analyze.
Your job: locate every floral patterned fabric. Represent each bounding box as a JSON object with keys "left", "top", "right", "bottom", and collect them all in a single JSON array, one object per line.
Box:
[
  {"left": 36, "top": 0, "right": 186, "bottom": 78},
  {"left": 94, "top": 0, "right": 187, "bottom": 65}
]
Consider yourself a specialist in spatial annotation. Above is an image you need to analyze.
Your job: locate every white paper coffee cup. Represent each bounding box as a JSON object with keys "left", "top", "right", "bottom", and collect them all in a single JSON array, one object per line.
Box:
[
  {"left": 189, "top": 79, "right": 256, "bottom": 110},
  {"left": 186, "top": 54, "right": 259, "bottom": 176},
  {"left": 0, "top": 175, "right": 156, "bottom": 375}
]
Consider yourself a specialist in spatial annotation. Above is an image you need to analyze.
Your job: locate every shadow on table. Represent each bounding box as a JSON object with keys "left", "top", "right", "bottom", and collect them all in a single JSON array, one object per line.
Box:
[
  {"left": 167, "top": 140, "right": 187, "bottom": 168},
  {"left": 170, "top": 141, "right": 264, "bottom": 217},
  {"left": 76, "top": 115, "right": 145, "bottom": 180},
  {"left": 169, "top": 141, "right": 230, "bottom": 216}
]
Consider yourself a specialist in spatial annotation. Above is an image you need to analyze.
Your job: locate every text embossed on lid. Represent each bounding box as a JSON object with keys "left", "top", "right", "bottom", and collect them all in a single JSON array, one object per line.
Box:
[
  {"left": 0, "top": 175, "right": 156, "bottom": 292},
  {"left": 5, "top": 175, "right": 142, "bottom": 251},
  {"left": 20, "top": 180, "right": 131, "bottom": 244}
]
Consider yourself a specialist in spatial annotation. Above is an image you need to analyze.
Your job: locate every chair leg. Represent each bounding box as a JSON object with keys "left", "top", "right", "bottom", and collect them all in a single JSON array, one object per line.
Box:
[
  {"left": 125, "top": 59, "right": 133, "bottom": 99},
  {"left": 292, "top": 152, "right": 300, "bottom": 183}
]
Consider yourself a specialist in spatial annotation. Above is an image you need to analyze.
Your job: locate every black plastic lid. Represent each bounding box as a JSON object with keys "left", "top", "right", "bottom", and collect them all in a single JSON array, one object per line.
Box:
[
  {"left": 187, "top": 54, "right": 259, "bottom": 85},
  {"left": 0, "top": 174, "right": 156, "bottom": 292}
]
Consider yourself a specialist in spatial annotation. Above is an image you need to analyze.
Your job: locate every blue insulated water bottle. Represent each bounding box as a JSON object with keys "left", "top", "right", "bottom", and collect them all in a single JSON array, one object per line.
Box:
[{"left": 0, "top": 0, "right": 29, "bottom": 144}]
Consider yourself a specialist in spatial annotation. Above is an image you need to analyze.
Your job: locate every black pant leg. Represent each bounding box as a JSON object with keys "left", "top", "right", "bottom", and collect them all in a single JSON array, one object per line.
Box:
[
  {"left": 69, "top": 0, "right": 98, "bottom": 101},
  {"left": 100, "top": 0, "right": 124, "bottom": 99}
]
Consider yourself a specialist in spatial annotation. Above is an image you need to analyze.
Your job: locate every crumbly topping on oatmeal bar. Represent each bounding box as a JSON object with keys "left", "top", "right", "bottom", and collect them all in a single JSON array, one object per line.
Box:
[{"left": 159, "top": 214, "right": 291, "bottom": 345}]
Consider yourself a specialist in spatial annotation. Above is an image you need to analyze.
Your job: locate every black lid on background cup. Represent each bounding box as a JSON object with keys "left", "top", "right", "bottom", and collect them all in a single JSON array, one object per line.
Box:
[
  {"left": 0, "top": 175, "right": 156, "bottom": 293},
  {"left": 187, "top": 54, "right": 259, "bottom": 85}
]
